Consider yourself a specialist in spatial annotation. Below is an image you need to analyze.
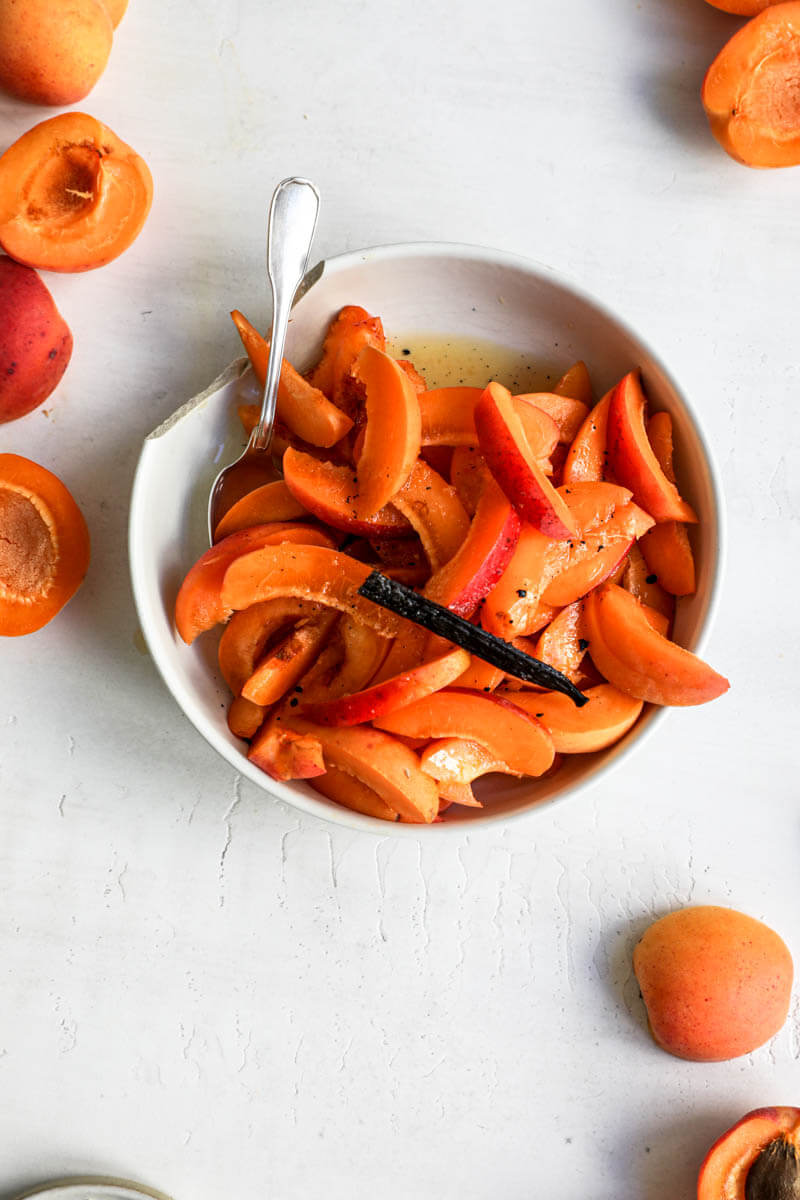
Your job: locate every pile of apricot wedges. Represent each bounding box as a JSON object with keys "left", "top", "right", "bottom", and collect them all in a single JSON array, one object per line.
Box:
[{"left": 175, "top": 305, "right": 729, "bottom": 824}]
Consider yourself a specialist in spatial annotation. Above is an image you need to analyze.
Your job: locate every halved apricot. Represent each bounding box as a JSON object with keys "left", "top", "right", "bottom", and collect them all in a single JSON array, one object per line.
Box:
[
  {"left": 702, "top": 3, "right": 800, "bottom": 167},
  {"left": 0, "top": 452, "right": 89, "bottom": 635},
  {"left": 698, "top": 1107, "right": 800, "bottom": 1200},
  {"left": 0, "top": 113, "right": 153, "bottom": 272}
]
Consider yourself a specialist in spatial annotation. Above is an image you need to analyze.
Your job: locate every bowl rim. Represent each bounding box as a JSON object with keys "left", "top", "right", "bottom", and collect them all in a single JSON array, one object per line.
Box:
[{"left": 129, "top": 238, "right": 727, "bottom": 838}]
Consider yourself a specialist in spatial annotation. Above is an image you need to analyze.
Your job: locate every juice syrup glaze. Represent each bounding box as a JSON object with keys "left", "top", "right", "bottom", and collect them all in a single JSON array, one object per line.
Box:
[{"left": 388, "top": 333, "right": 562, "bottom": 394}]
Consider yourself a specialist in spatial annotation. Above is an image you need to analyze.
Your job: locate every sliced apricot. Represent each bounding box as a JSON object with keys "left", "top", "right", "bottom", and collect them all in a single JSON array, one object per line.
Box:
[
  {"left": 213, "top": 482, "right": 312, "bottom": 541},
  {"left": 533, "top": 602, "right": 586, "bottom": 684},
  {"left": 231, "top": 309, "right": 353, "bottom": 448},
  {"left": 449, "top": 446, "right": 488, "bottom": 515},
  {"left": 506, "top": 684, "right": 643, "bottom": 753},
  {"left": 583, "top": 583, "right": 729, "bottom": 706},
  {"left": 481, "top": 523, "right": 567, "bottom": 639},
  {"left": 702, "top": 3, "right": 800, "bottom": 168},
  {"left": 420, "top": 737, "right": 521, "bottom": 783},
  {"left": 282, "top": 447, "right": 411, "bottom": 538},
  {"left": 282, "top": 717, "right": 439, "bottom": 823},
  {"left": 0, "top": 452, "right": 89, "bottom": 635},
  {"left": 242, "top": 611, "right": 339, "bottom": 706},
  {"left": 324, "top": 614, "right": 391, "bottom": 697},
  {"left": 307, "top": 305, "right": 386, "bottom": 413},
  {"left": 310, "top": 764, "right": 398, "bottom": 822},
  {"left": 418, "top": 387, "right": 484, "bottom": 445},
  {"left": 542, "top": 500, "right": 654, "bottom": 607},
  {"left": 0, "top": 113, "right": 152, "bottom": 272},
  {"left": 622, "top": 541, "right": 675, "bottom": 623},
  {"left": 475, "top": 382, "right": 576, "bottom": 539},
  {"left": 248, "top": 714, "right": 326, "bottom": 781},
  {"left": 562, "top": 390, "right": 612, "bottom": 484},
  {"left": 302, "top": 648, "right": 470, "bottom": 726},
  {"left": 638, "top": 410, "right": 696, "bottom": 595},
  {"left": 514, "top": 392, "right": 590, "bottom": 444},
  {"left": 389, "top": 457, "right": 470, "bottom": 571},
  {"left": 607, "top": 373, "right": 697, "bottom": 523},
  {"left": 698, "top": 1107, "right": 800, "bottom": 1200},
  {"left": 175, "top": 523, "right": 335, "bottom": 644},
  {"left": 374, "top": 688, "right": 556, "bottom": 777},
  {"left": 554, "top": 360, "right": 593, "bottom": 406},
  {"left": 227, "top": 694, "right": 265, "bottom": 740},
  {"left": 220, "top": 542, "right": 408, "bottom": 638},
  {"left": 218, "top": 596, "right": 326, "bottom": 694},
  {"left": 353, "top": 344, "right": 421, "bottom": 516},
  {"left": 423, "top": 475, "right": 520, "bottom": 617}
]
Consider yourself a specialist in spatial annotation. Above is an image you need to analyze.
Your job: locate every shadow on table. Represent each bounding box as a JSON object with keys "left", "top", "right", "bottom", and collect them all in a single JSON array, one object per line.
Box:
[
  {"left": 633, "top": 1104, "right": 743, "bottom": 1200},
  {"left": 625, "top": 0, "right": 742, "bottom": 154}
]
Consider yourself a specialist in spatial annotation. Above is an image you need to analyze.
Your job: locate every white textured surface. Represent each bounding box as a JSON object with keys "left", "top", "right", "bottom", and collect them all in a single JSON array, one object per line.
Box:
[{"left": 0, "top": 1, "right": 797, "bottom": 1198}]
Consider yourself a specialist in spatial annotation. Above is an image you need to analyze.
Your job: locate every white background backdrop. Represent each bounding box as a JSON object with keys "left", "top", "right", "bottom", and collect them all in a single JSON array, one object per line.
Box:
[{"left": 1, "top": 1, "right": 798, "bottom": 1198}]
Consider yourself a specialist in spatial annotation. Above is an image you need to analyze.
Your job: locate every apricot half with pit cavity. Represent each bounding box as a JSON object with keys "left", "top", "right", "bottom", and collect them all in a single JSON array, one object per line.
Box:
[
  {"left": 633, "top": 905, "right": 793, "bottom": 1061},
  {"left": 698, "top": 1107, "right": 800, "bottom": 1200},
  {"left": 0, "top": 112, "right": 153, "bottom": 272}
]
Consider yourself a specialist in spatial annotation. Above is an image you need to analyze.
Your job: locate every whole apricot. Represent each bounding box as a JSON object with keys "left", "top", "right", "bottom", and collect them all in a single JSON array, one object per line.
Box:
[
  {"left": 0, "top": 0, "right": 113, "bottom": 106},
  {"left": 100, "top": 0, "right": 127, "bottom": 26},
  {"left": 0, "top": 256, "right": 72, "bottom": 423},
  {"left": 633, "top": 905, "right": 793, "bottom": 1061}
]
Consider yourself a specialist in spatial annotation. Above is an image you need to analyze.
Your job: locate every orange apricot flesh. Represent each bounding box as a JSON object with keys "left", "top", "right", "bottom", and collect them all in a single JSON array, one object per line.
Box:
[
  {"left": 0, "top": 112, "right": 153, "bottom": 272},
  {"left": 702, "top": 3, "right": 800, "bottom": 168}
]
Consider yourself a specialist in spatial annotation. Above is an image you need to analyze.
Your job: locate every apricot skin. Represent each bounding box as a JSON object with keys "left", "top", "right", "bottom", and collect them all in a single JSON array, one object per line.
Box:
[
  {"left": 0, "top": 256, "right": 72, "bottom": 423},
  {"left": 633, "top": 906, "right": 793, "bottom": 1062},
  {"left": 0, "top": 0, "right": 113, "bottom": 106}
]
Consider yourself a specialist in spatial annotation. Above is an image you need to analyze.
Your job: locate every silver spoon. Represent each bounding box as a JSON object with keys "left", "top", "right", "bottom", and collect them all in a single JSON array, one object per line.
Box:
[{"left": 207, "top": 176, "right": 321, "bottom": 543}]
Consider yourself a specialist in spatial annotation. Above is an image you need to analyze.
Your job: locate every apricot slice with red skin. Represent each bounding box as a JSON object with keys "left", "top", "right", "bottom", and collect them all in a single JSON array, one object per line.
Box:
[
  {"left": 310, "top": 764, "right": 398, "bottom": 822},
  {"left": 633, "top": 906, "right": 793, "bottom": 1062},
  {"left": 175, "top": 523, "right": 336, "bottom": 644},
  {"left": 418, "top": 386, "right": 558, "bottom": 466},
  {"left": 554, "top": 360, "right": 593, "bottom": 407},
  {"left": 282, "top": 447, "right": 412, "bottom": 539},
  {"left": 282, "top": 717, "right": 439, "bottom": 823},
  {"left": 423, "top": 474, "right": 521, "bottom": 617},
  {"left": 542, "top": 500, "right": 654, "bottom": 608},
  {"left": 583, "top": 583, "right": 729, "bottom": 705},
  {"left": 0, "top": 113, "right": 153, "bottom": 272},
  {"left": 353, "top": 344, "right": 422, "bottom": 516},
  {"left": 218, "top": 596, "right": 327, "bottom": 694},
  {"left": 562, "top": 390, "right": 612, "bottom": 485},
  {"left": 702, "top": 3, "right": 800, "bottom": 168},
  {"left": 505, "top": 684, "right": 643, "bottom": 754},
  {"left": 481, "top": 522, "right": 567, "bottom": 639},
  {"left": 0, "top": 452, "right": 89, "bottom": 635},
  {"left": 374, "top": 688, "right": 556, "bottom": 777},
  {"left": 475, "top": 382, "right": 577, "bottom": 538},
  {"left": 213, "top": 482, "right": 313, "bottom": 541},
  {"left": 248, "top": 714, "right": 326, "bottom": 782},
  {"left": 698, "top": 1107, "right": 800, "bottom": 1200},
  {"left": 607, "top": 372, "right": 697, "bottom": 523},
  {"left": 220, "top": 542, "right": 407, "bottom": 638},
  {"left": 241, "top": 611, "right": 339, "bottom": 706},
  {"left": 514, "top": 392, "right": 590, "bottom": 444},
  {"left": 420, "top": 737, "right": 521, "bottom": 783},
  {"left": 390, "top": 458, "right": 470, "bottom": 571},
  {"left": 302, "top": 647, "right": 470, "bottom": 726},
  {"left": 307, "top": 305, "right": 386, "bottom": 412},
  {"left": 231, "top": 310, "right": 353, "bottom": 448}
]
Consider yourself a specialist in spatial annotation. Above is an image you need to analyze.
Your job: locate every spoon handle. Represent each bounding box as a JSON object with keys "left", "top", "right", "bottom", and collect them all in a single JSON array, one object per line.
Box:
[{"left": 250, "top": 177, "right": 321, "bottom": 453}]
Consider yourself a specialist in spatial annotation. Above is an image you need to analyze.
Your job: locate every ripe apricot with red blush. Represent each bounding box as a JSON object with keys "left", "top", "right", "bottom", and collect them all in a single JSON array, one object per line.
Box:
[{"left": 633, "top": 905, "right": 793, "bottom": 1061}]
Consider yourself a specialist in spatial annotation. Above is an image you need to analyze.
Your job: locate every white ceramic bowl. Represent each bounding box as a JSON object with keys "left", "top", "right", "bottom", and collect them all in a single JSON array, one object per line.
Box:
[{"left": 129, "top": 242, "right": 724, "bottom": 835}]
